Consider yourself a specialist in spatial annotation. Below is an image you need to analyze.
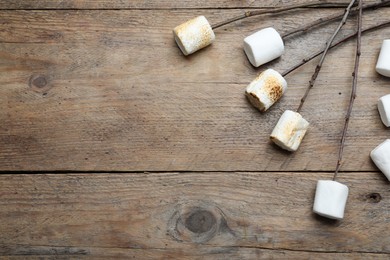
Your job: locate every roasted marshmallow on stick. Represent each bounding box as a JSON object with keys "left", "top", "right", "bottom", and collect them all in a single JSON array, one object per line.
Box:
[
  {"left": 270, "top": 110, "right": 309, "bottom": 152},
  {"left": 245, "top": 69, "right": 287, "bottom": 112},
  {"left": 173, "top": 16, "right": 215, "bottom": 56}
]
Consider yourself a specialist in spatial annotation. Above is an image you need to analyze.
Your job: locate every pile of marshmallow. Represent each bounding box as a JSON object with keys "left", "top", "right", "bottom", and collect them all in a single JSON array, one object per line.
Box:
[{"left": 173, "top": 16, "right": 390, "bottom": 220}]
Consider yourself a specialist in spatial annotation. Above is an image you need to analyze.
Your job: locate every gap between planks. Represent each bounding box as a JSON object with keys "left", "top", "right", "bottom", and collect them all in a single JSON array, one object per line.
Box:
[
  {"left": 0, "top": 170, "right": 382, "bottom": 174},
  {"left": 0, "top": 6, "right": 359, "bottom": 11}
]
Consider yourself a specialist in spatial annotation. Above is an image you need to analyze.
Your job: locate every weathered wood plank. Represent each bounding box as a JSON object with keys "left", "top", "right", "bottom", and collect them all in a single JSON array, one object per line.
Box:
[
  {"left": 0, "top": 172, "right": 389, "bottom": 258},
  {"left": 1, "top": 9, "right": 390, "bottom": 171},
  {"left": 1, "top": 247, "right": 390, "bottom": 259},
  {"left": 0, "top": 0, "right": 380, "bottom": 10}
]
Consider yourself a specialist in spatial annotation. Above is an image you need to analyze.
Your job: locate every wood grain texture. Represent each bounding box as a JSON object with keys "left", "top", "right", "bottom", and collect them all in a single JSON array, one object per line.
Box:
[
  {"left": 1, "top": 8, "right": 390, "bottom": 171},
  {"left": 0, "top": 172, "right": 389, "bottom": 259},
  {"left": 1, "top": 3, "right": 390, "bottom": 258},
  {"left": 0, "top": 9, "right": 390, "bottom": 171},
  {"left": 1, "top": 248, "right": 389, "bottom": 260},
  {"left": 0, "top": 0, "right": 381, "bottom": 10}
]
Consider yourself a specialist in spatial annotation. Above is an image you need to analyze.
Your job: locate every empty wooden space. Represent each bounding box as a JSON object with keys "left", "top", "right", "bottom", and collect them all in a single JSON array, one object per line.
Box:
[{"left": 0, "top": 0, "right": 389, "bottom": 259}]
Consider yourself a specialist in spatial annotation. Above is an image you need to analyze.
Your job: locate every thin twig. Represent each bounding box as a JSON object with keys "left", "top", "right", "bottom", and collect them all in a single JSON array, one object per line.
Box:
[
  {"left": 281, "top": 0, "right": 390, "bottom": 38},
  {"left": 282, "top": 21, "right": 390, "bottom": 77},
  {"left": 333, "top": 0, "right": 363, "bottom": 181},
  {"left": 211, "top": 1, "right": 349, "bottom": 29},
  {"left": 296, "top": 0, "right": 357, "bottom": 113}
]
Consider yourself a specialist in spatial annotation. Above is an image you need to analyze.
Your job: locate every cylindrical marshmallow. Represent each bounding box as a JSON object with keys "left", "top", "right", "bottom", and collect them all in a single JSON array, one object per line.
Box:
[
  {"left": 370, "top": 139, "right": 390, "bottom": 181},
  {"left": 377, "top": 94, "right": 390, "bottom": 127},
  {"left": 244, "top": 27, "right": 284, "bottom": 67},
  {"left": 270, "top": 110, "right": 309, "bottom": 152},
  {"left": 313, "top": 180, "right": 349, "bottom": 220},
  {"left": 376, "top": 39, "right": 390, "bottom": 77},
  {"left": 173, "top": 16, "right": 215, "bottom": 56},
  {"left": 245, "top": 69, "right": 287, "bottom": 112}
]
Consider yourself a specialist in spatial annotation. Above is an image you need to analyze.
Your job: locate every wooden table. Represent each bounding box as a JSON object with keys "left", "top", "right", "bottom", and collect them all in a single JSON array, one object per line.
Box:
[{"left": 1, "top": 0, "right": 389, "bottom": 258}]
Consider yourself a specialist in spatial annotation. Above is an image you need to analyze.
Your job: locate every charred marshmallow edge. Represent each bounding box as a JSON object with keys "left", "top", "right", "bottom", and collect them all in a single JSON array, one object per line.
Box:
[
  {"left": 270, "top": 110, "right": 309, "bottom": 152},
  {"left": 173, "top": 16, "right": 215, "bottom": 56},
  {"left": 370, "top": 139, "right": 390, "bottom": 181},
  {"left": 378, "top": 94, "right": 390, "bottom": 127},
  {"left": 313, "top": 180, "right": 349, "bottom": 220},
  {"left": 244, "top": 27, "right": 285, "bottom": 67},
  {"left": 376, "top": 39, "right": 390, "bottom": 77},
  {"left": 245, "top": 69, "right": 287, "bottom": 112}
]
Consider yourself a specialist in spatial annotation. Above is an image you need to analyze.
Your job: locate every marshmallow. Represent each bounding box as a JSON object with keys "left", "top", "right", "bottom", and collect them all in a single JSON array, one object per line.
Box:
[
  {"left": 245, "top": 69, "right": 287, "bottom": 112},
  {"left": 173, "top": 16, "right": 215, "bottom": 56},
  {"left": 370, "top": 139, "right": 390, "bottom": 181},
  {"left": 244, "top": 27, "right": 284, "bottom": 67},
  {"left": 313, "top": 180, "right": 349, "bottom": 220},
  {"left": 378, "top": 94, "right": 390, "bottom": 127},
  {"left": 270, "top": 110, "right": 309, "bottom": 152},
  {"left": 376, "top": 39, "right": 390, "bottom": 77}
]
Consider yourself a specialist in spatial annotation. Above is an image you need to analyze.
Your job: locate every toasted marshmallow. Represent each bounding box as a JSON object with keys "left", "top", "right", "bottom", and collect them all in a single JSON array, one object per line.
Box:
[
  {"left": 245, "top": 69, "right": 287, "bottom": 112},
  {"left": 244, "top": 27, "right": 284, "bottom": 67},
  {"left": 173, "top": 16, "right": 215, "bottom": 56},
  {"left": 313, "top": 180, "right": 349, "bottom": 220},
  {"left": 376, "top": 39, "right": 390, "bottom": 77},
  {"left": 370, "top": 139, "right": 390, "bottom": 181},
  {"left": 270, "top": 110, "right": 309, "bottom": 152},
  {"left": 378, "top": 94, "right": 390, "bottom": 127}
]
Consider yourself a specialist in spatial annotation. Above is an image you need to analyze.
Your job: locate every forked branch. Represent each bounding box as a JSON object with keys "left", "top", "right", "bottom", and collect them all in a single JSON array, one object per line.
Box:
[
  {"left": 281, "top": 0, "right": 390, "bottom": 38},
  {"left": 211, "top": 0, "right": 389, "bottom": 31},
  {"left": 296, "top": 0, "right": 357, "bottom": 113},
  {"left": 211, "top": 1, "right": 350, "bottom": 29},
  {"left": 282, "top": 21, "right": 390, "bottom": 76}
]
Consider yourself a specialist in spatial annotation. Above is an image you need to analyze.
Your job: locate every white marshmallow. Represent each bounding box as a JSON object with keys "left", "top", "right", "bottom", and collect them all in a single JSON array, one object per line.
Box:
[
  {"left": 270, "top": 110, "right": 309, "bottom": 152},
  {"left": 376, "top": 39, "right": 390, "bottom": 77},
  {"left": 173, "top": 16, "right": 215, "bottom": 56},
  {"left": 378, "top": 94, "right": 390, "bottom": 127},
  {"left": 243, "top": 27, "right": 284, "bottom": 67},
  {"left": 245, "top": 69, "right": 287, "bottom": 112},
  {"left": 313, "top": 180, "right": 349, "bottom": 220},
  {"left": 370, "top": 139, "right": 390, "bottom": 181}
]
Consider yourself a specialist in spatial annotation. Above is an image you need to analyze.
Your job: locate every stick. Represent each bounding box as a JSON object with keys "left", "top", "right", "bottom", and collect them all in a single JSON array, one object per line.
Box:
[
  {"left": 282, "top": 21, "right": 390, "bottom": 77},
  {"left": 296, "top": 0, "right": 357, "bottom": 113},
  {"left": 211, "top": 1, "right": 349, "bottom": 29},
  {"left": 281, "top": 0, "right": 390, "bottom": 38},
  {"left": 333, "top": 0, "right": 363, "bottom": 181}
]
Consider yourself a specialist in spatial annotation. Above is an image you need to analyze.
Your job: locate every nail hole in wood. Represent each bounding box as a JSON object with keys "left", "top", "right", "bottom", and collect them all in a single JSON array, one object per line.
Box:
[{"left": 366, "top": 193, "right": 382, "bottom": 203}]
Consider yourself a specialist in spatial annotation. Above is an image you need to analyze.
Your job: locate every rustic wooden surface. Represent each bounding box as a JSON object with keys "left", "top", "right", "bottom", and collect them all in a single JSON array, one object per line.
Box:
[{"left": 0, "top": 0, "right": 389, "bottom": 259}]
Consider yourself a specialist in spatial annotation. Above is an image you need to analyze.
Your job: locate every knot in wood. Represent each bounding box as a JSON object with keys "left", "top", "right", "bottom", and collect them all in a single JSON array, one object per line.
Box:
[
  {"left": 29, "top": 74, "right": 52, "bottom": 94},
  {"left": 30, "top": 75, "right": 47, "bottom": 88},
  {"left": 185, "top": 210, "right": 216, "bottom": 234},
  {"left": 167, "top": 202, "right": 234, "bottom": 244}
]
